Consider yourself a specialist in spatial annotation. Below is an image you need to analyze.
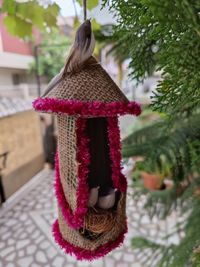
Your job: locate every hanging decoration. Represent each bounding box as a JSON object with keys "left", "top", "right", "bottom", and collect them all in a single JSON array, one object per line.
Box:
[{"left": 33, "top": 2, "right": 141, "bottom": 260}]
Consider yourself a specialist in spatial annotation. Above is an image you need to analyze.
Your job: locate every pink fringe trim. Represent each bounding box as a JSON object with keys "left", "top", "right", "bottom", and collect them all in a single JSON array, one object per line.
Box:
[
  {"left": 33, "top": 98, "right": 141, "bottom": 117},
  {"left": 107, "top": 117, "right": 127, "bottom": 192},
  {"left": 52, "top": 219, "right": 127, "bottom": 261},
  {"left": 54, "top": 118, "right": 90, "bottom": 229}
]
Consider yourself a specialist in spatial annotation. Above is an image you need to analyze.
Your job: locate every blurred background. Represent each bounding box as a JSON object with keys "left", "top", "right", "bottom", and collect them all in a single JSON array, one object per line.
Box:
[{"left": 0, "top": 1, "right": 200, "bottom": 267}]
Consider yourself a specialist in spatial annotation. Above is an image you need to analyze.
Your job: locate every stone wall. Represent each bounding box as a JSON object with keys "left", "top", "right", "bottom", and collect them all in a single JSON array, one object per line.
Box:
[{"left": 0, "top": 110, "right": 44, "bottom": 198}]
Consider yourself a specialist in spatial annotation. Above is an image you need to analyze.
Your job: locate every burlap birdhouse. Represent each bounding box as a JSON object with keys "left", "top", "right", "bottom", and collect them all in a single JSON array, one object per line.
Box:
[{"left": 33, "top": 20, "right": 141, "bottom": 260}]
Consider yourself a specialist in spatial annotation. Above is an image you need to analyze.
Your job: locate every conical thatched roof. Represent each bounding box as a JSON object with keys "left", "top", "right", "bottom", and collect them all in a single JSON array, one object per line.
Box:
[
  {"left": 33, "top": 57, "right": 141, "bottom": 117},
  {"left": 45, "top": 57, "right": 127, "bottom": 102}
]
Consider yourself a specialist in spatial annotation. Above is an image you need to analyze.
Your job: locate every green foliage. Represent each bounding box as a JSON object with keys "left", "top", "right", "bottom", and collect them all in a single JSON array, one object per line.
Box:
[
  {"left": 193, "top": 250, "right": 200, "bottom": 267},
  {"left": 30, "top": 30, "right": 70, "bottom": 82},
  {"left": 130, "top": 174, "right": 200, "bottom": 267},
  {"left": 91, "top": 19, "right": 101, "bottom": 31},
  {"left": 101, "top": 0, "right": 200, "bottom": 265},
  {"left": 1, "top": 0, "right": 60, "bottom": 38},
  {"left": 132, "top": 236, "right": 161, "bottom": 250},
  {"left": 77, "top": 0, "right": 99, "bottom": 10},
  {"left": 102, "top": 0, "right": 200, "bottom": 116},
  {"left": 156, "top": 197, "right": 200, "bottom": 267},
  {"left": 123, "top": 115, "right": 200, "bottom": 180},
  {"left": 123, "top": 114, "right": 200, "bottom": 216}
]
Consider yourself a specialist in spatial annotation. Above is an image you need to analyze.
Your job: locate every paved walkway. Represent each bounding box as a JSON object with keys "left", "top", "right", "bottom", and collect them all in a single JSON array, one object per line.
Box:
[{"left": 0, "top": 170, "right": 183, "bottom": 267}]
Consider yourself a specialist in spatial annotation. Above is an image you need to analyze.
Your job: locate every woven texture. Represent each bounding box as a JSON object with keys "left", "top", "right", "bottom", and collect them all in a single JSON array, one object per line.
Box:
[
  {"left": 58, "top": 193, "right": 126, "bottom": 251},
  {"left": 57, "top": 115, "right": 78, "bottom": 211},
  {"left": 56, "top": 114, "right": 127, "bottom": 251},
  {"left": 45, "top": 57, "right": 128, "bottom": 103}
]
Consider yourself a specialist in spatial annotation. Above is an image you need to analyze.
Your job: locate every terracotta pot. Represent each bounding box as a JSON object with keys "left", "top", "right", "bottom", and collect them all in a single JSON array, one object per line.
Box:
[{"left": 141, "top": 171, "right": 162, "bottom": 190}]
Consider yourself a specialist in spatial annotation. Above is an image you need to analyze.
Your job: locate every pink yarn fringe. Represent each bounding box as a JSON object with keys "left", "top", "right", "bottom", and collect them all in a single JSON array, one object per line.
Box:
[
  {"left": 33, "top": 98, "right": 141, "bottom": 117},
  {"left": 52, "top": 219, "right": 127, "bottom": 261},
  {"left": 107, "top": 117, "right": 127, "bottom": 192},
  {"left": 54, "top": 118, "right": 90, "bottom": 229}
]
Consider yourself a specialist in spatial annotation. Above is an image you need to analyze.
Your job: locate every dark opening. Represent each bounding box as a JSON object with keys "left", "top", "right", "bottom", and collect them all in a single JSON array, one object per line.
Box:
[{"left": 86, "top": 117, "right": 113, "bottom": 195}]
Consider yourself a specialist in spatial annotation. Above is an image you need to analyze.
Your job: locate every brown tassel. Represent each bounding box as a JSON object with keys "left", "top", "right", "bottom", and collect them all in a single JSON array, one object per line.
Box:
[
  {"left": 41, "top": 20, "right": 95, "bottom": 97},
  {"left": 63, "top": 19, "right": 95, "bottom": 75}
]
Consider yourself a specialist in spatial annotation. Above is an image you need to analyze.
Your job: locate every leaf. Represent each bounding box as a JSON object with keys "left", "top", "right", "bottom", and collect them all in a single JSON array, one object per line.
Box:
[
  {"left": 16, "top": 1, "right": 45, "bottom": 30},
  {"left": 92, "top": 19, "right": 101, "bottom": 30},
  {"left": 2, "top": 1, "right": 59, "bottom": 38},
  {"left": 3, "top": 15, "right": 16, "bottom": 35},
  {"left": 87, "top": 0, "right": 99, "bottom": 10},
  {"left": 44, "top": 3, "right": 60, "bottom": 27},
  {"left": 4, "top": 15, "right": 32, "bottom": 38},
  {"left": 73, "top": 17, "right": 81, "bottom": 30},
  {"left": 77, "top": 0, "right": 99, "bottom": 10},
  {"left": 2, "top": 0, "right": 15, "bottom": 15},
  {"left": 132, "top": 237, "right": 161, "bottom": 249},
  {"left": 14, "top": 16, "right": 32, "bottom": 38}
]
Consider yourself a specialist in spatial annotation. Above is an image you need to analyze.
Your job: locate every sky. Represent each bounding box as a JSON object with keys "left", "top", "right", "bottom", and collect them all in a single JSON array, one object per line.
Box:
[
  {"left": 54, "top": 0, "right": 81, "bottom": 17},
  {"left": 54, "top": 0, "right": 115, "bottom": 24}
]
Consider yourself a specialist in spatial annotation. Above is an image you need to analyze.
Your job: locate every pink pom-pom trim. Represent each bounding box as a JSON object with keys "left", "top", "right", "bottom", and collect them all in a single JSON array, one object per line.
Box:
[
  {"left": 107, "top": 117, "right": 127, "bottom": 192},
  {"left": 52, "top": 219, "right": 127, "bottom": 261},
  {"left": 33, "top": 98, "right": 141, "bottom": 117}
]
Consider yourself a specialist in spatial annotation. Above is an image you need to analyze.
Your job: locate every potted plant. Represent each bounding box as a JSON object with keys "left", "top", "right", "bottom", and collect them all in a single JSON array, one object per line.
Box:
[{"left": 133, "top": 161, "right": 166, "bottom": 191}]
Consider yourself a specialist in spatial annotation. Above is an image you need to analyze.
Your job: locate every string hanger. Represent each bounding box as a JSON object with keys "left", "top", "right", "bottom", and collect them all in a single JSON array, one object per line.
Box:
[{"left": 83, "top": 0, "right": 87, "bottom": 21}]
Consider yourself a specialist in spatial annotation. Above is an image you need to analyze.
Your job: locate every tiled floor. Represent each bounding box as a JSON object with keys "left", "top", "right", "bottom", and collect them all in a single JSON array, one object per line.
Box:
[{"left": 0, "top": 170, "right": 183, "bottom": 267}]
